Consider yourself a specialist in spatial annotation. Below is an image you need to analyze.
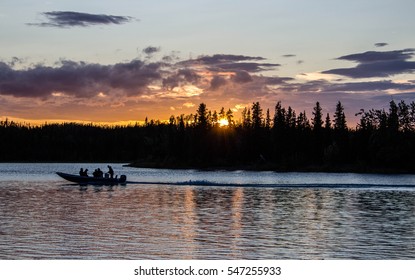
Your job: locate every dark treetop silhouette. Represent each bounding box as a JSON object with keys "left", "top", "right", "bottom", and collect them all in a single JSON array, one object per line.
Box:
[{"left": 1, "top": 100, "right": 415, "bottom": 173}]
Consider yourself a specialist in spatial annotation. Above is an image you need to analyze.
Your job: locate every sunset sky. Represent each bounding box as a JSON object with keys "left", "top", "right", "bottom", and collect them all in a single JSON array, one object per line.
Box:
[{"left": 1, "top": 0, "right": 415, "bottom": 126}]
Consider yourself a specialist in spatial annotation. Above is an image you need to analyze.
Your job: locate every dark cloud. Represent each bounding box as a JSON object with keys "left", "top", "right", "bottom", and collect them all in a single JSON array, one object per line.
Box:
[
  {"left": 189, "top": 54, "right": 266, "bottom": 65},
  {"left": 4, "top": 52, "right": 401, "bottom": 103},
  {"left": 27, "top": 11, "right": 135, "bottom": 28},
  {"left": 108, "top": 61, "right": 163, "bottom": 95},
  {"left": 161, "top": 51, "right": 181, "bottom": 63},
  {"left": 1, "top": 53, "right": 277, "bottom": 99},
  {"left": 335, "top": 49, "right": 414, "bottom": 63},
  {"left": 3, "top": 48, "right": 415, "bottom": 124},
  {"left": 231, "top": 71, "right": 253, "bottom": 84},
  {"left": 180, "top": 54, "right": 280, "bottom": 73},
  {"left": 282, "top": 54, "right": 304, "bottom": 64},
  {"left": 0, "top": 59, "right": 163, "bottom": 98},
  {"left": 279, "top": 79, "right": 415, "bottom": 95},
  {"left": 325, "top": 80, "right": 415, "bottom": 92},
  {"left": 162, "top": 69, "right": 200, "bottom": 90},
  {"left": 210, "top": 76, "right": 227, "bottom": 90},
  {"left": 8, "top": 57, "right": 25, "bottom": 67},
  {"left": 3, "top": 48, "right": 415, "bottom": 127},
  {"left": 323, "top": 60, "right": 415, "bottom": 78},
  {"left": 323, "top": 49, "right": 415, "bottom": 78},
  {"left": 262, "top": 76, "right": 294, "bottom": 85},
  {"left": 143, "top": 46, "right": 161, "bottom": 55},
  {"left": 177, "top": 69, "right": 200, "bottom": 83},
  {"left": 162, "top": 76, "right": 179, "bottom": 90},
  {"left": 281, "top": 80, "right": 327, "bottom": 93},
  {"left": 210, "top": 62, "right": 280, "bottom": 73},
  {"left": 375, "top": 42, "right": 388, "bottom": 48}
]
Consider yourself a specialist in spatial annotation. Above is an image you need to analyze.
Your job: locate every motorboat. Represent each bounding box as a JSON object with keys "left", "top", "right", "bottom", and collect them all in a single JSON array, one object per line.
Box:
[{"left": 56, "top": 172, "right": 127, "bottom": 185}]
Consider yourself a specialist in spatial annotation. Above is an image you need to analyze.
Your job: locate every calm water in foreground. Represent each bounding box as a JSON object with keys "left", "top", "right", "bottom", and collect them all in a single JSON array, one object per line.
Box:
[{"left": 0, "top": 163, "right": 414, "bottom": 259}]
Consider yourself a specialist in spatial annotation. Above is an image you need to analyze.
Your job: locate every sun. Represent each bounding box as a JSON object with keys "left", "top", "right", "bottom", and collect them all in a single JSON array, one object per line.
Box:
[{"left": 218, "top": 118, "right": 229, "bottom": 127}]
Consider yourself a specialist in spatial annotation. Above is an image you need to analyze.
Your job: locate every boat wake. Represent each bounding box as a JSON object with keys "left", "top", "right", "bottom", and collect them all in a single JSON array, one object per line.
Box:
[{"left": 125, "top": 180, "right": 415, "bottom": 189}]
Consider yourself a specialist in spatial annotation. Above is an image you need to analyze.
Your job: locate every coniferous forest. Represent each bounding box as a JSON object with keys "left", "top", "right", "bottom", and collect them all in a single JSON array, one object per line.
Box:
[{"left": 1, "top": 100, "right": 415, "bottom": 173}]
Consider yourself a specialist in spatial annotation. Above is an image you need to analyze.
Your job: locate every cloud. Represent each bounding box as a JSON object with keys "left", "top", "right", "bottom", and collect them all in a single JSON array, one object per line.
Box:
[
  {"left": 188, "top": 54, "right": 266, "bottom": 65},
  {"left": 0, "top": 59, "right": 163, "bottom": 98},
  {"left": 2, "top": 54, "right": 276, "bottom": 99},
  {"left": 3, "top": 47, "right": 415, "bottom": 126},
  {"left": 181, "top": 54, "right": 280, "bottom": 73},
  {"left": 27, "top": 11, "right": 135, "bottom": 28},
  {"left": 183, "top": 102, "right": 195, "bottom": 108},
  {"left": 282, "top": 54, "right": 296, "bottom": 58},
  {"left": 262, "top": 76, "right": 294, "bottom": 85},
  {"left": 8, "top": 57, "right": 26, "bottom": 67},
  {"left": 0, "top": 51, "right": 293, "bottom": 123},
  {"left": 322, "top": 49, "right": 415, "bottom": 78},
  {"left": 162, "top": 69, "right": 201, "bottom": 90},
  {"left": 335, "top": 49, "right": 414, "bottom": 63},
  {"left": 210, "top": 62, "right": 280, "bottom": 73},
  {"left": 177, "top": 69, "right": 200, "bottom": 83},
  {"left": 231, "top": 71, "right": 253, "bottom": 84},
  {"left": 325, "top": 80, "right": 415, "bottom": 92},
  {"left": 278, "top": 79, "right": 415, "bottom": 95},
  {"left": 143, "top": 46, "right": 161, "bottom": 55},
  {"left": 323, "top": 60, "right": 415, "bottom": 78},
  {"left": 375, "top": 42, "right": 388, "bottom": 48},
  {"left": 0, "top": 53, "right": 296, "bottom": 106},
  {"left": 210, "top": 76, "right": 227, "bottom": 90}
]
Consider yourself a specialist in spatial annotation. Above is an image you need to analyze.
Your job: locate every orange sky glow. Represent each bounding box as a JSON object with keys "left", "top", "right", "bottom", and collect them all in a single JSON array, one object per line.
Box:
[{"left": 1, "top": 1, "right": 415, "bottom": 127}]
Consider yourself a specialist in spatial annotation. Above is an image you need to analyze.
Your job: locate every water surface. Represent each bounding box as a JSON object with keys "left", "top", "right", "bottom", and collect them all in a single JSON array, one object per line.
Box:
[{"left": 0, "top": 163, "right": 414, "bottom": 259}]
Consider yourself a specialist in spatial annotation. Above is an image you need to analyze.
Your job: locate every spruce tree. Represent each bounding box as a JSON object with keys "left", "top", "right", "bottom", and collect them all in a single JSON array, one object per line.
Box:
[
  {"left": 312, "top": 101, "right": 323, "bottom": 131},
  {"left": 325, "top": 113, "right": 331, "bottom": 130},
  {"left": 196, "top": 103, "right": 208, "bottom": 128},
  {"left": 388, "top": 100, "right": 399, "bottom": 132},
  {"left": 265, "top": 109, "right": 271, "bottom": 129},
  {"left": 273, "top": 101, "right": 286, "bottom": 131},
  {"left": 334, "top": 101, "right": 347, "bottom": 131},
  {"left": 226, "top": 109, "right": 234, "bottom": 127},
  {"left": 251, "top": 102, "right": 263, "bottom": 129}
]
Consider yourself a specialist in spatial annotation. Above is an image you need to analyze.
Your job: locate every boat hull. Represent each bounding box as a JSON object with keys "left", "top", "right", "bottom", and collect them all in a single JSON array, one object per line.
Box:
[{"left": 56, "top": 172, "right": 126, "bottom": 185}]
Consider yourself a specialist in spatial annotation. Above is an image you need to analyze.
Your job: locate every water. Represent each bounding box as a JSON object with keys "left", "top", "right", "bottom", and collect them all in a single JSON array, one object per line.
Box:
[{"left": 0, "top": 163, "right": 414, "bottom": 259}]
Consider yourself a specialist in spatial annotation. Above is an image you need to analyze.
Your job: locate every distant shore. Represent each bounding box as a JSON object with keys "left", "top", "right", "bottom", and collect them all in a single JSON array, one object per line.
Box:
[
  {"left": 126, "top": 160, "right": 415, "bottom": 174},
  {"left": 1, "top": 160, "right": 414, "bottom": 174}
]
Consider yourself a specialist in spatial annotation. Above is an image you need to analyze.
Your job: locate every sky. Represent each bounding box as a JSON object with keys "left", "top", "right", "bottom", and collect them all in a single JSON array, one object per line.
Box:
[{"left": 1, "top": 0, "right": 415, "bottom": 126}]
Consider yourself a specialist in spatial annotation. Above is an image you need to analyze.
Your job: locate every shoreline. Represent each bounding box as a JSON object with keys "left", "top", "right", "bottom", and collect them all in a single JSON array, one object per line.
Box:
[
  {"left": 126, "top": 161, "right": 415, "bottom": 175},
  {"left": 1, "top": 160, "right": 414, "bottom": 174}
]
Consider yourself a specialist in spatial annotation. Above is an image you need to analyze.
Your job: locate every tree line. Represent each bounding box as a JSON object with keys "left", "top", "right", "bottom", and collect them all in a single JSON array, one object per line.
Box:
[{"left": 1, "top": 100, "right": 415, "bottom": 173}]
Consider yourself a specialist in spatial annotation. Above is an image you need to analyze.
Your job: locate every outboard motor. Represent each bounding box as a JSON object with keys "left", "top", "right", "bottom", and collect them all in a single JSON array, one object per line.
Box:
[{"left": 119, "top": 175, "right": 127, "bottom": 183}]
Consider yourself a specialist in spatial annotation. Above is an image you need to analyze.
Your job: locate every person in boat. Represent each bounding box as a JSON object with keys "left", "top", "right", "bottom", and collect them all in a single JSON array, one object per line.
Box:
[
  {"left": 92, "top": 168, "right": 102, "bottom": 178},
  {"left": 97, "top": 168, "right": 103, "bottom": 178},
  {"left": 79, "top": 168, "right": 89, "bottom": 177},
  {"left": 107, "top": 165, "right": 114, "bottom": 179}
]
